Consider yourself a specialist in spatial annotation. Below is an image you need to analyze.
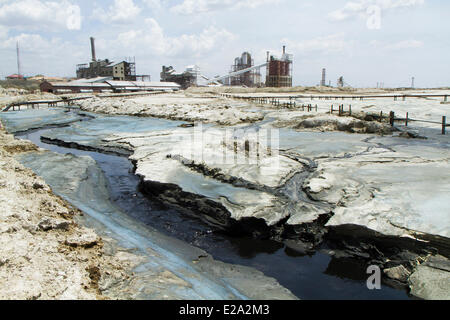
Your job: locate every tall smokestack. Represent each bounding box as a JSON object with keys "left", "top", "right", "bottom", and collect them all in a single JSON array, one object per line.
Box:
[
  {"left": 321, "top": 68, "right": 326, "bottom": 86},
  {"left": 16, "top": 41, "right": 21, "bottom": 77},
  {"left": 90, "top": 37, "right": 96, "bottom": 62},
  {"left": 283, "top": 45, "right": 286, "bottom": 55},
  {"left": 267, "top": 51, "right": 270, "bottom": 62}
]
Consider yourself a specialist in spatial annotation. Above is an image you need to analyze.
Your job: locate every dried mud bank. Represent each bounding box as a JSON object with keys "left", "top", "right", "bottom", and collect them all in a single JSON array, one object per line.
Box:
[
  {"left": 272, "top": 113, "right": 397, "bottom": 135},
  {"left": 139, "top": 156, "right": 450, "bottom": 299},
  {"left": 17, "top": 89, "right": 449, "bottom": 299},
  {"left": 38, "top": 127, "right": 450, "bottom": 299},
  {"left": 0, "top": 127, "right": 138, "bottom": 300},
  {"left": 0, "top": 121, "right": 296, "bottom": 300},
  {"left": 78, "top": 93, "right": 265, "bottom": 126},
  {"left": 0, "top": 88, "right": 57, "bottom": 109},
  {"left": 15, "top": 150, "right": 296, "bottom": 300},
  {"left": 95, "top": 121, "right": 449, "bottom": 300}
]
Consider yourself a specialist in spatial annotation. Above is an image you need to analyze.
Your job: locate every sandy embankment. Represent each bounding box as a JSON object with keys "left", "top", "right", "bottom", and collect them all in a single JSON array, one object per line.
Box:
[
  {"left": 78, "top": 92, "right": 265, "bottom": 126},
  {"left": 0, "top": 126, "right": 137, "bottom": 300}
]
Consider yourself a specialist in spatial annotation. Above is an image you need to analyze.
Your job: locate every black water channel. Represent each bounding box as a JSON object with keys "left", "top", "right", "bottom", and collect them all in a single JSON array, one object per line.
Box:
[{"left": 15, "top": 122, "right": 412, "bottom": 300}]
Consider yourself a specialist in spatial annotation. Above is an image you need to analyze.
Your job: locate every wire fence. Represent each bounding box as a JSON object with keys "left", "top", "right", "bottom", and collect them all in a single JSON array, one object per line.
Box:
[{"left": 221, "top": 94, "right": 449, "bottom": 135}]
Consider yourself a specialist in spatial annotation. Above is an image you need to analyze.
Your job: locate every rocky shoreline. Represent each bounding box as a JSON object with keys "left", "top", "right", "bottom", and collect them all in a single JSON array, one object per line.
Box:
[
  {"left": 0, "top": 126, "right": 138, "bottom": 299},
  {"left": 0, "top": 122, "right": 297, "bottom": 300}
]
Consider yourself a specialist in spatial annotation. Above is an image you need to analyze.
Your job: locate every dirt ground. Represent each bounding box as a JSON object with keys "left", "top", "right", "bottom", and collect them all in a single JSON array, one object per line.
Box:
[{"left": 0, "top": 126, "right": 139, "bottom": 300}]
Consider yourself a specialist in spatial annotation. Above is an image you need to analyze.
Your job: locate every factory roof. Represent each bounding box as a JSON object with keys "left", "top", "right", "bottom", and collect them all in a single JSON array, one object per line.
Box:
[
  {"left": 40, "top": 80, "right": 181, "bottom": 92},
  {"left": 105, "top": 81, "right": 181, "bottom": 88},
  {"left": 46, "top": 82, "right": 110, "bottom": 87},
  {"left": 6, "top": 74, "right": 24, "bottom": 79},
  {"left": 71, "top": 77, "right": 113, "bottom": 84}
]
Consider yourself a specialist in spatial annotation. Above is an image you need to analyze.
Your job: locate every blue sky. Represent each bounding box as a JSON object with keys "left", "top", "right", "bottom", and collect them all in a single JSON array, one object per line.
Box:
[{"left": 0, "top": 0, "right": 448, "bottom": 87}]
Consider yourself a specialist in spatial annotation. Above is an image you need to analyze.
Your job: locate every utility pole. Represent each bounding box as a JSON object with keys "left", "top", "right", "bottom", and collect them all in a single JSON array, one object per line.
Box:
[{"left": 411, "top": 77, "right": 415, "bottom": 88}]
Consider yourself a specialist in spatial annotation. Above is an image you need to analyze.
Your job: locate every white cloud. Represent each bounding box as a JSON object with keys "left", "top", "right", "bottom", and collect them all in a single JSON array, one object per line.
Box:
[
  {"left": 329, "top": 0, "right": 425, "bottom": 21},
  {"left": 0, "top": 0, "right": 82, "bottom": 31},
  {"left": 143, "top": 0, "right": 163, "bottom": 9},
  {"left": 0, "top": 32, "right": 82, "bottom": 56},
  {"left": 114, "top": 18, "right": 235, "bottom": 57},
  {"left": 370, "top": 39, "right": 424, "bottom": 50},
  {"left": 0, "top": 25, "right": 7, "bottom": 38},
  {"left": 1, "top": 33, "right": 55, "bottom": 52},
  {"left": 171, "top": 0, "right": 280, "bottom": 15},
  {"left": 0, "top": 32, "right": 86, "bottom": 77},
  {"left": 282, "top": 33, "right": 351, "bottom": 55},
  {"left": 94, "top": 0, "right": 141, "bottom": 24}
]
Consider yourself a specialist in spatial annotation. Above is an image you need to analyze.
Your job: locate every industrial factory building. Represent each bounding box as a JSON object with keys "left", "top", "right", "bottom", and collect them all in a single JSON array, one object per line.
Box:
[
  {"left": 76, "top": 37, "right": 150, "bottom": 81},
  {"left": 160, "top": 65, "right": 199, "bottom": 89},
  {"left": 266, "top": 46, "right": 293, "bottom": 88},
  {"left": 203, "top": 46, "right": 292, "bottom": 88},
  {"left": 228, "top": 52, "right": 262, "bottom": 87}
]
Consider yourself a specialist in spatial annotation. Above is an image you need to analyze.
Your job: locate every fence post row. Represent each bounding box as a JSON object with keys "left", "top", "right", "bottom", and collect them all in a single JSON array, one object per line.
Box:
[{"left": 443, "top": 116, "right": 447, "bottom": 135}]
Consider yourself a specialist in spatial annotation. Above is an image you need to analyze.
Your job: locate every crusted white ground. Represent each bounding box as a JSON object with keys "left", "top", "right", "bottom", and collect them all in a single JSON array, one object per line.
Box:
[
  {"left": 78, "top": 93, "right": 265, "bottom": 126},
  {"left": 0, "top": 125, "right": 297, "bottom": 300},
  {"left": 304, "top": 142, "right": 450, "bottom": 238},
  {"left": 0, "top": 87, "right": 57, "bottom": 110},
  {"left": 0, "top": 128, "right": 138, "bottom": 300},
  {"left": 103, "top": 127, "right": 319, "bottom": 226},
  {"left": 92, "top": 89, "right": 450, "bottom": 239},
  {"left": 3, "top": 87, "right": 449, "bottom": 299}
]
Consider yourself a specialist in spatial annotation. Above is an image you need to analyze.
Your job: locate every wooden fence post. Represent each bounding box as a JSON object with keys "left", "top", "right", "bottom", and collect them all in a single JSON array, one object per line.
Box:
[
  {"left": 443, "top": 116, "right": 447, "bottom": 135},
  {"left": 390, "top": 111, "right": 395, "bottom": 126}
]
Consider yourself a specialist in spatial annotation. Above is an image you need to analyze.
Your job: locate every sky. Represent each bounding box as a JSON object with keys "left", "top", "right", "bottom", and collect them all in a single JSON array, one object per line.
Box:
[{"left": 0, "top": 0, "right": 449, "bottom": 88}]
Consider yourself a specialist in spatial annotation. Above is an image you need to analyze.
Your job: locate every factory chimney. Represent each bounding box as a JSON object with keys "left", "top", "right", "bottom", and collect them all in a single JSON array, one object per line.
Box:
[
  {"left": 321, "top": 68, "right": 326, "bottom": 86},
  {"left": 90, "top": 37, "right": 96, "bottom": 62},
  {"left": 283, "top": 46, "right": 286, "bottom": 55},
  {"left": 16, "top": 41, "right": 21, "bottom": 77},
  {"left": 267, "top": 51, "right": 270, "bottom": 62}
]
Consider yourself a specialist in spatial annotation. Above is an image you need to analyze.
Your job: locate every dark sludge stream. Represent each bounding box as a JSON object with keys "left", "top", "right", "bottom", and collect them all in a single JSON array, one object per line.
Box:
[{"left": 14, "top": 115, "right": 412, "bottom": 300}]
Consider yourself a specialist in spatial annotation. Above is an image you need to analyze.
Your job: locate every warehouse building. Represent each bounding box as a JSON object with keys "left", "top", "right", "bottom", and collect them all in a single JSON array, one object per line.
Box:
[{"left": 40, "top": 80, "right": 180, "bottom": 94}]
